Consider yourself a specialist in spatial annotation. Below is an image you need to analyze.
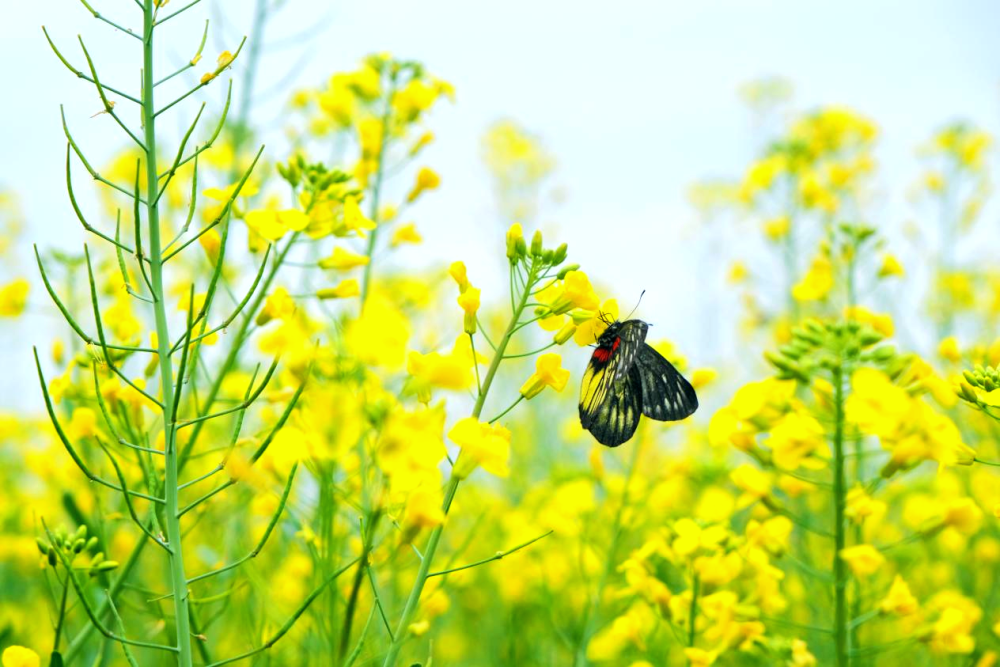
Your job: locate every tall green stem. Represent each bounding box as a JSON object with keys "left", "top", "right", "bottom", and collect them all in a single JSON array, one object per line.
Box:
[
  {"left": 380, "top": 260, "right": 539, "bottom": 666},
  {"left": 832, "top": 365, "right": 848, "bottom": 667},
  {"left": 359, "top": 75, "right": 395, "bottom": 311},
  {"left": 142, "top": 4, "right": 192, "bottom": 664}
]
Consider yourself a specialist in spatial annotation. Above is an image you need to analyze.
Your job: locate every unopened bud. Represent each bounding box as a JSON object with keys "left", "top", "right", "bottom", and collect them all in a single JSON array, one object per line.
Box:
[
  {"left": 530, "top": 230, "right": 543, "bottom": 256},
  {"left": 557, "top": 264, "right": 580, "bottom": 280},
  {"left": 554, "top": 322, "right": 577, "bottom": 345}
]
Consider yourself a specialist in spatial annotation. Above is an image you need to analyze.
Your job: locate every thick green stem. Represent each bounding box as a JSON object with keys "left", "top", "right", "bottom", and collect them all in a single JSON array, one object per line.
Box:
[
  {"left": 380, "top": 260, "right": 538, "bottom": 667},
  {"left": 142, "top": 4, "right": 192, "bottom": 664},
  {"left": 832, "top": 365, "right": 849, "bottom": 667}
]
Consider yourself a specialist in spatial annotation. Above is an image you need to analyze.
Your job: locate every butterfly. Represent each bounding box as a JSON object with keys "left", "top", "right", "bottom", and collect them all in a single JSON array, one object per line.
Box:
[{"left": 579, "top": 318, "right": 698, "bottom": 447}]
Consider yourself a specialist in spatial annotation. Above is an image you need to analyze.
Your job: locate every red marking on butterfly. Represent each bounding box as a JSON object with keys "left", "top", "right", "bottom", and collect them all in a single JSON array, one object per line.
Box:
[{"left": 591, "top": 337, "right": 621, "bottom": 363}]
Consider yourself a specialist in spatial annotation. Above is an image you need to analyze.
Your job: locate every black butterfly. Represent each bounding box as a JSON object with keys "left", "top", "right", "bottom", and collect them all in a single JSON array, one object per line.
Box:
[{"left": 579, "top": 319, "right": 698, "bottom": 447}]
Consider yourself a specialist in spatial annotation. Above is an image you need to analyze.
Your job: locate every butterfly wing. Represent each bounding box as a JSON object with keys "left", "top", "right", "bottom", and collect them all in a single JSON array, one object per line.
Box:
[
  {"left": 611, "top": 320, "right": 649, "bottom": 383},
  {"left": 579, "top": 362, "right": 642, "bottom": 447},
  {"left": 634, "top": 343, "right": 698, "bottom": 421}
]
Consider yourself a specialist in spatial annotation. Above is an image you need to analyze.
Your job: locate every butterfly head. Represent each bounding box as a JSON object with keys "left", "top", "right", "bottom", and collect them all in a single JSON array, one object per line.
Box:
[{"left": 597, "top": 319, "right": 622, "bottom": 347}]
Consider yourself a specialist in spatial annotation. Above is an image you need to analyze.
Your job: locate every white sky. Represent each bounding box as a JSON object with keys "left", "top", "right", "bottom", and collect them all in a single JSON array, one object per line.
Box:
[{"left": 1, "top": 0, "right": 998, "bottom": 410}]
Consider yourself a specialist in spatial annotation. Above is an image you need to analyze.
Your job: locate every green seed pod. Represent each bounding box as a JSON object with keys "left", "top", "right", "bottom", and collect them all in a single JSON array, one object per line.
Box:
[
  {"left": 47, "top": 550, "right": 57, "bottom": 567},
  {"left": 96, "top": 560, "right": 120, "bottom": 572}
]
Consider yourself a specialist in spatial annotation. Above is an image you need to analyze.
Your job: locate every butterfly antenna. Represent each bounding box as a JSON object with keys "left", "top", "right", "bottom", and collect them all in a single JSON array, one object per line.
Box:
[{"left": 624, "top": 290, "right": 645, "bottom": 321}]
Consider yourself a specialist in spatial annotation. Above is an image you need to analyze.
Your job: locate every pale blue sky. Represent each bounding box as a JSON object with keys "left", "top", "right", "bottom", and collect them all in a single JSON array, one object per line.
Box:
[{"left": 1, "top": 1, "right": 998, "bottom": 409}]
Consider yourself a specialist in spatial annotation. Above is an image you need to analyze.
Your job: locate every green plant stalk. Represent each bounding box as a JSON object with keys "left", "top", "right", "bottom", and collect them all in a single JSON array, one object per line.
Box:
[
  {"left": 832, "top": 364, "right": 849, "bottom": 667},
  {"left": 359, "top": 74, "right": 396, "bottom": 311},
  {"left": 142, "top": 3, "right": 193, "bottom": 664},
  {"left": 380, "top": 259, "right": 539, "bottom": 667},
  {"left": 179, "top": 234, "right": 298, "bottom": 469},
  {"left": 687, "top": 573, "right": 700, "bottom": 648},
  {"left": 573, "top": 438, "right": 641, "bottom": 667}
]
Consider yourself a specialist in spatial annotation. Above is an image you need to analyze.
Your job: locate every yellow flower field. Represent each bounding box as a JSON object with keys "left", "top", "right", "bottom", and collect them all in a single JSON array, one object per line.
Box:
[{"left": 1, "top": 3, "right": 998, "bottom": 667}]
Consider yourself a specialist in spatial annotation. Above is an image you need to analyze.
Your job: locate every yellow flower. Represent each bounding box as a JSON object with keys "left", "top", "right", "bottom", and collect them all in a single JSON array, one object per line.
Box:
[
  {"left": 255, "top": 287, "right": 296, "bottom": 326},
  {"left": 0, "top": 278, "right": 29, "bottom": 317},
  {"left": 839, "top": 544, "right": 884, "bottom": 577},
  {"left": 199, "top": 228, "right": 222, "bottom": 263},
  {"left": 342, "top": 196, "right": 376, "bottom": 237},
  {"left": 930, "top": 607, "right": 977, "bottom": 654},
  {"left": 879, "top": 575, "right": 918, "bottom": 615},
  {"left": 245, "top": 208, "right": 309, "bottom": 241},
  {"left": 457, "top": 287, "right": 480, "bottom": 335},
  {"left": 358, "top": 118, "right": 383, "bottom": 159},
  {"left": 683, "top": 648, "right": 718, "bottom": 666},
  {"left": 407, "top": 346, "right": 474, "bottom": 400},
  {"left": 727, "top": 261, "right": 749, "bottom": 283},
  {"left": 406, "top": 167, "right": 441, "bottom": 203},
  {"left": 317, "top": 279, "right": 360, "bottom": 300},
  {"left": 394, "top": 79, "right": 438, "bottom": 121},
  {"left": 449, "top": 261, "right": 469, "bottom": 292},
  {"left": 878, "top": 253, "right": 905, "bottom": 278},
  {"left": 390, "top": 222, "right": 422, "bottom": 247},
  {"left": 344, "top": 297, "right": 410, "bottom": 369},
  {"left": 766, "top": 411, "right": 829, "bottom": 470},
  {"left": 400, "top": 487, "right": 445, "bottom": 542},
  {"left": 762, "top": 215, "right": 790, "bottom": 241},
  {"left": 938, "top": 336, "right": 961, "bottom": 363},
  {"left": 845, "top": 484, "right": 885, "bottom": 523},
  {"left": 450, "top": 417, "right": 511, "bottom": 479},
  {"left": 520, "top": 353, "right": 570, "bottom": 399},
  {"left": 2, "top": 647, "right": 39, "bottom": 667},
  {"left": 318, "top": 247, "right": 370, "bottom": 270},
  {"left": 792, "top": 255, "right": 833, "bottom": 302},
  {"left": 573, "top": 298, "right": 617, "bottom": 346},
  {"left": 690, "top": 368, "right": 717, "bottom": 389},
  {"left": 844, "top": 306, "right": 894, "bottom": 337},
  {"left": 506, "top": 222, "right": 525, "bottom": 260},
  {"left": 790, "top": 639, "right": 817, "bottom": 667},
  {"left": 730, "top": 464, "right": 772, "bottom": 507},
  {"left": 942, "top": 498, "right": 983, "bottom": 534}
]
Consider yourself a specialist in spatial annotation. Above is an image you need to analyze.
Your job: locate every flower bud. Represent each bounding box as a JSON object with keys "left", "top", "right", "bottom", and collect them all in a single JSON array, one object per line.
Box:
[
  {"left": 551, "top": 243, "right": 568, "bottom": 265},
  {"left": 530, "top": 230, "right": 543, "bottom": 256},
  {"left": 553, "top": 321, "right": 577, "bottom": 345},
  {"left": 506, "top": 223, "right": 524, "bottom": 262},
  {"left": 95, "top": 560, "right": 120, "bottom": 572},
  {"left": 36, "top": 538, "right": 50, "bottom": 556},
  {"left": 557, "top": 264, "right": 580, "bottom": 280}
]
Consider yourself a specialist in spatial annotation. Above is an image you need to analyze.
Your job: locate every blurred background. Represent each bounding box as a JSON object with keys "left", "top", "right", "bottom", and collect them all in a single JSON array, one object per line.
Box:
[{"left": 1, "top": 0, "right": 998, "bottom": 409}]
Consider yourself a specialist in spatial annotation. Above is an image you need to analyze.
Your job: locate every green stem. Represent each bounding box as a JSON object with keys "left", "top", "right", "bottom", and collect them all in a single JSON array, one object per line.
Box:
[
  {"left": 359, "top": 74, "right": 396, "bottom": 311},
  {"left": 142, "top": 3, "right": 192, "bottom": 664},
  {"left": 573, "top": 440, "right": 642, "bottom": 666},
  {"left": 380, "top": 260, "right": 539, "bottom": 667},
  {"left": 832, "top": 365, "right": 849, "bottom": 667},
  {"left": 687, "top": 573, "right": 700, "bottom": 649},
  {"left": 52, "top": 574, "right": 71, "bottom": 654}
]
